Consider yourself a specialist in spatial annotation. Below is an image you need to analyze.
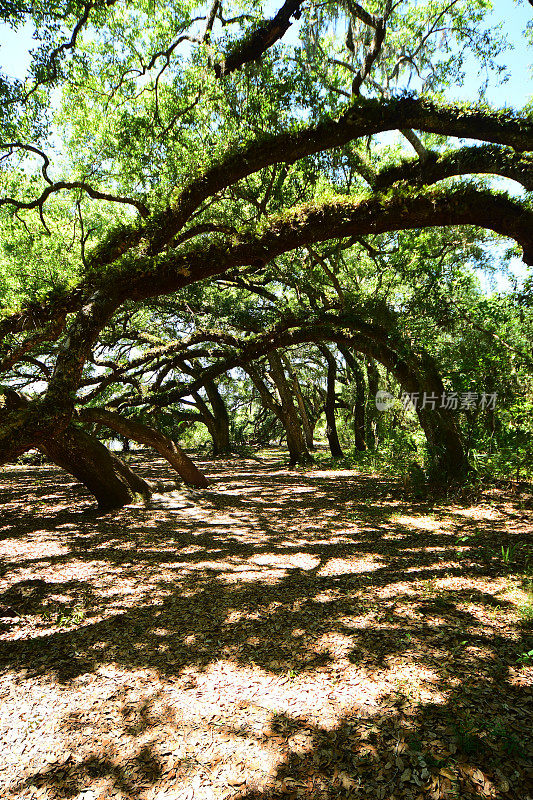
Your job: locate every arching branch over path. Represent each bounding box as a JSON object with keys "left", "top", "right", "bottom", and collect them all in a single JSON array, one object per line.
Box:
[
  {"left": 105, "top": 308, "right": 468, "bottom": 480},
  {"left": 88, "top": 97, "right": 533, "bottom": 270},
  {"left": 78, "top": 408, "right": 209, "bottom": 488},
  {"left": 2, "top": 182, "right": 532, "bottom": 467},
  {"left": 1, "top": 100, "right": 532, "bottom": 346},
  {"left": 121, "top": 187, "right": 533, "bottom": 307}
]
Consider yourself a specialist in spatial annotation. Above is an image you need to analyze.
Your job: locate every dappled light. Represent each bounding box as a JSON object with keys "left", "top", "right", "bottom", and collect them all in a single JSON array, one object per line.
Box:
[
  {"left": 1, "top": 0, "right": 532, "bottom": 796},
  {"left": 0, "top": 453, "right": 531, "bottom": 800}
]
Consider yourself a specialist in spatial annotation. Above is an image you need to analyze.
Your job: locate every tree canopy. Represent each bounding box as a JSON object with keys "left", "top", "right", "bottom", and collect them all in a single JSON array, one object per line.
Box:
[{"left": 1, "top": 0, "right": 532, "bottom": 506}]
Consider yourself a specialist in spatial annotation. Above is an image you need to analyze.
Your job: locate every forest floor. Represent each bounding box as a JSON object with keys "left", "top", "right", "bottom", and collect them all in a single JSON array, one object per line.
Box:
[{"left": 0, "top": 451, "right": 532, "bottom": 800}]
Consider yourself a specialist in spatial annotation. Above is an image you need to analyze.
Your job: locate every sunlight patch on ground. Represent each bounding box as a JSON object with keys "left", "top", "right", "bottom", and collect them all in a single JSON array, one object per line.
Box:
[
  {"left": 449, "top": 506, "right": 503, "bottom": 521},
  {"left": 435, "top": 575, "right": 511, "bottom": 594},
  {"left": 310, "top": 470, "right": 362, "bottom": 479},
  {"left": 392, "top": 515, "right": 451, "bottom": 532},
  {"left": 250, "top": 553, "right": 320, "bottom": 570},
  {"left": 317, "top": 556, "right": 382, "bottom": 576},
  {"left": 218, "top": 567, "right": 288, "bottom": 584},
  {"left": 0, "top": 537, "right": 69, "bottom": 559},
  {"left": 388, "top": 663, "right": 448, "bottom": 704},
  {"left": 403, "top": 561, "right": 462, "bottom": 574}
]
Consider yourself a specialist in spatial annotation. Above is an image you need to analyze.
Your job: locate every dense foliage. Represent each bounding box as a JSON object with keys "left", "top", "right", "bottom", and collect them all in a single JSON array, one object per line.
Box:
[{"left": 1, "top": 0, "right": 532, "bottom": 507}]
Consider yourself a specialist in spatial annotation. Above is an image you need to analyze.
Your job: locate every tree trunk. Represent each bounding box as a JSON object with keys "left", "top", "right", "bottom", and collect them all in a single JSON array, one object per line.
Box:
[
  {"left": 281, "top": 354, "right": 315, "bottom": 450},
  {"left": 267, "top": 352, "right": 313, "bottom": 466},
  {"left": 312, "top": 328, "right": 469, "bottom": 482},
  {"left": 416, "top": 406, "right": 469, "bottom": 481},
  {"left": 284, "top": 414, "right": 313, "bottom": 466},
  {"left": 190, "top": 383, "right": 231, "bottom": 457},
  {"left": 366, "top": 348, "right": 468, "bottom": 482},
  {"left": 409, "top": 359, "right": 469, "bottom": 482},
  {"left": 365, "top": 359, "right": 380, "bottom": 450},
  {"left": 319, "top": 346, "right": 344, "bottom": 458},
  {"left": 2, "top": 390, "right": 150, "bottom": 510},
  {"left": 338, "top": 346, "right": 367, "bottom": 451},
  {"left": 79, "top": 409, "right": 209, "bottom": 488},
  {"left": 39, "top": 425, "right": 152, "bottom": 510},
  {"left": 246, "top": 357, "right": 312, "bottom": 466},
  {"left": 204, "top": 380, "right": 231, "bottom": 456}
]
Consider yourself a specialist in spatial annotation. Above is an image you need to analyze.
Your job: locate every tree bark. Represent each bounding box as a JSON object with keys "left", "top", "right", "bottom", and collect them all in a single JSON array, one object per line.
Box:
[
  {"left": 338, "top": 346, "right": 367, "bottom": 451},
  {"left": 416, "top": 406, "right": 469, "bottom": 481},
  {"left": 246, "top": 357, "right": 312, "bottom": 466},
  {"left": 39, "top": 425, "right": 152, "bottom": 510},
  {"left": 267, "top": 352, "right": 313, "bottom": 466},
  {"left": 2, "top": 389, "right": 149, "bottom": 509},
  {"left": 319, "top": 346, "right": 344, "bottom": 458},
  {"left": 203, "top": 379, "right": 231, "bottom": 456},
  {"left": 409, "top": 355, "right": 470, "bottom": 482},
  {"left": 191, "top": 385, "right": 231, "bottom": 456},
  {"left": 78, "top": 409, "right": 209, "bottom": 488},
  {"left": 281, "top": 354, "right": 315, "bottom": 450},
  {"left": 365, "top": 359, "right": 380, "bottom": 450}
]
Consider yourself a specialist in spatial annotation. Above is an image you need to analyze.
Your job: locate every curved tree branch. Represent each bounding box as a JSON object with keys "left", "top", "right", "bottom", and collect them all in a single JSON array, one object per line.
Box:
[
  {"left": 214, "top": 0, "right": 304, "bottom": 77},
  {"left": 88, "top": 96, "right": 533, "bottom": 269},
  {"left": 0, "top": 177, "right": 149, "bottom": 218},
  {"left": 78, "top": 408, "right": 209, "bottom": 487},
  {"left": 374, "top": 145, "right": 533, "bottom": 191},
  {"left": 118, "top": 186, "right": 533, "bottom": 308}
]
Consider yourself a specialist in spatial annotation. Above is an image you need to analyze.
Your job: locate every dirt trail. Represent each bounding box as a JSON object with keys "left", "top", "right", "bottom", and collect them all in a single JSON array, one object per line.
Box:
[{"left": 0, "top": 454, "right": 532, "bottom": 799}]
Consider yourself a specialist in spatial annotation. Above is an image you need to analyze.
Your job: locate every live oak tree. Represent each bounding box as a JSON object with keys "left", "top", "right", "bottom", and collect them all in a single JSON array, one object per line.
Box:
[{"left": 0, "top": 0, "right": 532, "bottom": 506}]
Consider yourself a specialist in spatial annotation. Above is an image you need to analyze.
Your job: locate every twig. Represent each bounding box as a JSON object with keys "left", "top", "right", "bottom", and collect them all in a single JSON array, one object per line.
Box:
[{"left": 0, "top": 177, "right": 149, "bottom": 218}]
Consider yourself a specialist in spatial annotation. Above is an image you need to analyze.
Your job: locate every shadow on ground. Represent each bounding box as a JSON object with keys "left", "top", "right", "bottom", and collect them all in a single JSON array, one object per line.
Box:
[{"left": 0, "top": 453, "right": 531, "bottom": 799}]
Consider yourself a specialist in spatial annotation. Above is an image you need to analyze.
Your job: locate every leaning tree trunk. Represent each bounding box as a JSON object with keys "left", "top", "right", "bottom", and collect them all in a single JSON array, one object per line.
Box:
[
  {"left": 408, "top": 357, "right": 469, "bottom": 482},
  {"left": 191, "top": 391, "right": 224, "bottom": 456},
  {"left": 281, "top": 354, "right": 316, "bottom": 451},
  {"left": 362, "top": 341, "right": 469, "bottom": 482},
  {"left": 246, "top": 359, "right": 312, "bottom": 466},
  {"left": 319, "top": 346, "right": 344, "bottom": 458},
  {"left": 189, "top": 382, "right": 231, "bottom": 457},
  {"left": 266, "top": 352, "right": 313, "bottom": 466},
  {"left": 309, "top": 327, "right": 469, "bottom": 483},
  {"left": 284, "top": 412, "right": 313, "bottom": 466},
  {"left": 2, "top": 389, "right": 150, "bottom": 510},
  {"left": 79, "top": 408, "right": 209, "bottom": 488},
  {"left": 39, "top": 425, "right": 152, "bottom": 510}
]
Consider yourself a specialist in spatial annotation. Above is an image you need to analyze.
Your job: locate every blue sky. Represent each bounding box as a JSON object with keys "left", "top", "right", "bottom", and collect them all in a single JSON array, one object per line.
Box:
[
  {"left": 0, "top": 0, "right": 531, "bottom": 104},
  {"left": 454, "top": 0, "right": 532, "bottom": 106}
]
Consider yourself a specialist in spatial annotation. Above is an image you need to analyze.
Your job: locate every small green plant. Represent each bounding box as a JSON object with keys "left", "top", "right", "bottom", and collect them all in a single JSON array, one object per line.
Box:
[
  {"left": 452, "top": 639, "right": 468, "bottom": 653},
  {"left": 42, "top": 602, "right": 86, "bottom": 627},
  {"left": 488, "top": 719, "right": 526, "bottom": 757},
  {"left": 284, "top": 667, "right": 300, "bottom": 681},
  {"left": 501, "top": 543, "right": 520, "bottom": 563},
  {"left": 518, "top": 602, "right": 533, "bottom": 624},
  {"left": 485, "top": 603, "right": 503, "bottom": 619},
  {"left": 517, "top": 649, "right": 533, "bottom": 665},
  {"left": 453, "top": 716, "right": 484, "bottom": 755}
]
